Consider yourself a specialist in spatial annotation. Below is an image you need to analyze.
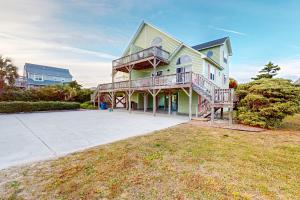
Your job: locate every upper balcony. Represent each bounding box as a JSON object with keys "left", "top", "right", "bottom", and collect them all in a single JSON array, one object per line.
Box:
[{"left": 112, "top": 46, "right": 170, "bottom": 72}]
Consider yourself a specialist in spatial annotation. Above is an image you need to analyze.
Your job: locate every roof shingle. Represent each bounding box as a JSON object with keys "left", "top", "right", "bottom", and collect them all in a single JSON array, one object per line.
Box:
[
  {"left": 24, "top": 63, "right": 72, "bottom": 78},
  {"left": 192, "top": 37, "right": 229, "bottom": 51}
]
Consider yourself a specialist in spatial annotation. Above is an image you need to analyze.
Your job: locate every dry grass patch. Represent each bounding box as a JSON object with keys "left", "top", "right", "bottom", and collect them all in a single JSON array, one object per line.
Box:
[{"left": 1, "top": 115, "right": 300, "bottom": 199}]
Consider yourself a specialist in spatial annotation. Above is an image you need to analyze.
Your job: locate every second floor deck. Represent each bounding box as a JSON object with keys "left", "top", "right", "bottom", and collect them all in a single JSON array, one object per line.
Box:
[{"left": 112, "top": 46, "right": 170, "bottom": 72}]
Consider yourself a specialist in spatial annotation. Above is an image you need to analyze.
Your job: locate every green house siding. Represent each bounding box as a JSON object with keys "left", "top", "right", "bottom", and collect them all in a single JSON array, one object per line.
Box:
[
  {"left": 131, "top": 46, "right": 204, "bottom": 80},
  {"left": 178, "top": 91, "right": 198, "bottom": 115},
  {"left": 200, "top": 46, "right": 221, "bottom": 65},
  {"left": 133, "top": 24, "right": 181, "bottom": 55}
]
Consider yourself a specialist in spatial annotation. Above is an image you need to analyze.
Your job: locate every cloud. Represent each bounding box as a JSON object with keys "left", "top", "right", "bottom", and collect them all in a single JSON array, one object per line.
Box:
[
  {"left": 230, "top": 57, "right": 300, "bottom": 83},
  {"left": 209, "top": 26, "right": 247, "bottom": 36},
  {"left": 0, "top": 0, "right": 121, "bottom": 88}
]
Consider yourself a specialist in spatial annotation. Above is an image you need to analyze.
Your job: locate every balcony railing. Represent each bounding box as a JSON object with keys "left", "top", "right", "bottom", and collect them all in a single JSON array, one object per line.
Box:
[
  {"left": 112, "top": 46, "right": 170, "bottom": 68},
  {"left": 92, "top": 72, "right": 234, "bottom": 105},
  {"left": 94, "top": 72, "right": 192, "bottom": 92}
]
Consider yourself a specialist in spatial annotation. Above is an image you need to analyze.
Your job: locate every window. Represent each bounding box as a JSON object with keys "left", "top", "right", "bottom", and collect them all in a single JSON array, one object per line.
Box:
[
  {"left": 33, "top": 74, "right": 43, "bottom": 81},
  {"left": 223, "top": 51, "right": 228, "bottom": 63},
  {"left": 223, "top": 74, "right": 227, "bottom": 84},
  {"left": 210, "top": 72, "right": 215, "bottom": 81},
  {"left": 176, "top": 55, "right": 192, "bottom": 65},
  {"left": 207, "top": 50, "right": 213, "bottom": 58},
  {"left": 156, "top": 71, "right": 163, "bottom": 76},
  {"left": 151, "top": 37, "right": 162, "bottom": 47}
]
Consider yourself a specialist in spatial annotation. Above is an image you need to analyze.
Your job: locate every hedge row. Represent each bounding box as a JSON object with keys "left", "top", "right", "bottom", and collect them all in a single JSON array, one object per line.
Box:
[{"left": 0, "top": 101, "right": 80, "bottom": 113}]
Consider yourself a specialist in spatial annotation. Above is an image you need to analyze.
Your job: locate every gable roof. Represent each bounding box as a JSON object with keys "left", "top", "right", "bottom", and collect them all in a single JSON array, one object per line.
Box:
[
  {"left": 192, "top": 37, "right": 233, "bottom": 56},
  {"left": 122, "top": 21, "right": 206, "bottom": 59},
  {"left": 24, "top": 63, "right": 72, "bottom": 78}
]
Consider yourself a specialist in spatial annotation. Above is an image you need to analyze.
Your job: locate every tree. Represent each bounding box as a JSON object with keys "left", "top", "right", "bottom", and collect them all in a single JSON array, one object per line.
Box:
[
  {"left": 236, "top": 78, "right": 300, "bottom": 129},
  {"left": 229, "top": 78, "right": 238, "bottom": 89},
  {"left": 67, "top": 80, "right": 82, "bottom": 90},
  {"left": 0, "top": 56, "right": 19, "bottom": 93},
  {"left": 252, "top": 62, "right": 280, "bottom": 80}
]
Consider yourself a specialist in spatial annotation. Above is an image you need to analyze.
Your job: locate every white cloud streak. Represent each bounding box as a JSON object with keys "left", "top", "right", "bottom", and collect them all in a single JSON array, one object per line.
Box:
[{"left": 209, "top": 26, "right": 247, "bottom": 36}]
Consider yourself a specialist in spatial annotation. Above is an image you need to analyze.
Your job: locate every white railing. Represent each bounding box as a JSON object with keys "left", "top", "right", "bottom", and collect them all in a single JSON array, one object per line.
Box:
[
  {"left": 92, "top": 72, "right": 234, "bottom": 105},
  {"left": 112, "top": 46, "right": 170, "bottom": 68}
]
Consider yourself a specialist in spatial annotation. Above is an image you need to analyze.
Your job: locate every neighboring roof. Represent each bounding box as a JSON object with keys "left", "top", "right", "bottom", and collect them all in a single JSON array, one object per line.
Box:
[
  {"left": 24, "top": 63, "right": 72, "bottom": 78},
  {"left": 294, "top": 78, "right": 300, "bottom": 85},
  {"left": 192, "top": 37, "right": 233, "bottom": 56}
]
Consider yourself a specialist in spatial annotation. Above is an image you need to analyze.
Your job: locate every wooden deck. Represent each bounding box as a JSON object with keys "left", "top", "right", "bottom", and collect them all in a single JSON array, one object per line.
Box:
[
  {"left": 112, "top": 46, "right": 170, "bottom": 72},
  {"left": 92, "top": 46, "right": 234, "bottom": 123}
]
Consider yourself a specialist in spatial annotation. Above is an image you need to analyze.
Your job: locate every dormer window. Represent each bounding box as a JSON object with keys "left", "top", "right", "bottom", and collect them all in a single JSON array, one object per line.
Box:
[{"left": 151, "top": 37, "right": 162, "bottom": 48}]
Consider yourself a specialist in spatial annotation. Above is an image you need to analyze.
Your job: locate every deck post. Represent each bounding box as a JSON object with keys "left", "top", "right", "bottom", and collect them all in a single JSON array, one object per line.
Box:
[
  {"left": 111, "top": 92, "right": 115, "bottom": 109},
  {"left": 211, "top": 88, "right": 215, "bottom": 123},
  {"left": 229, "top": 89, "right": 234, "bottom": 126},
  {"left": 168, "top": 91, "right": 171, "bottom": 115},
  {"left": 97, "top": 94, "right": 100, "bottom": 110},
  {"left": 220, "top": 108, "right": 224, "bottom": 119},
  {"left": 128, "top": 65, "right": 133, "bottom": 113},
  {"left": 189, "top": 85, "right": 192, "bottom": 120},
  {"left": 229, "top": 107, "right": 233, "bottom": 125},
  {"left": 153, "top": 89, "right": 156, "bottom": 116},
  {"left": 125, "top": 92, "right": 128, "bottom": 110},
  {"left": 144, "top": 92, "right": 148, "bottom": 112}
]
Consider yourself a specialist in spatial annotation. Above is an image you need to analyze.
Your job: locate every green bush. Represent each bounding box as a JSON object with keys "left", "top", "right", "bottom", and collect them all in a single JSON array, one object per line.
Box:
[
  {"left": 80, "top": 101, "right": 97, "bottom": 110},
  {"left": 0, "top": 84, "right": 93, "bottom": 103},
  {"left": 0, "top": 101, "right": 80, "bottom": 113},
  {"left": 236, "top": 78, "right": 300, "bottom": 129}
]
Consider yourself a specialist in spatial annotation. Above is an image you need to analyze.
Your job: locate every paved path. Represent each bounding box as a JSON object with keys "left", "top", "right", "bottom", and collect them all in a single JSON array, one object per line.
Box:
[{"left": 0, "top": 110, "right": 188, "bottom": 169}]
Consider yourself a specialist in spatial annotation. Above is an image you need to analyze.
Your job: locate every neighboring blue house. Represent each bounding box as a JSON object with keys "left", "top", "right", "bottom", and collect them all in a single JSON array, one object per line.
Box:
[{"left": 24, "top": 63, "right": 73, "bottom": 88}]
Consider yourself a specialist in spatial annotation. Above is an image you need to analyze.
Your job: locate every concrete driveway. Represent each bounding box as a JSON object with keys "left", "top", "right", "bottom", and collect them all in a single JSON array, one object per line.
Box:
[{"left": 0, "top": 110, "right": 188, "bottom": 169}]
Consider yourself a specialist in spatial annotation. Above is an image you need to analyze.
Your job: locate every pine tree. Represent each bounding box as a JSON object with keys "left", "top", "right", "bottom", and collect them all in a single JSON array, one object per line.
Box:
[{"left": 252, "top": 62, "right": 281, "bottom": 80}]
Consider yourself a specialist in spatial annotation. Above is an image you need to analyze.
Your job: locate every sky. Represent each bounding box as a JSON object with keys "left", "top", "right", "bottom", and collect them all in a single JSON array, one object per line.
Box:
[{"left": 1, "top": 0, "right": 300, "bottom": 87}]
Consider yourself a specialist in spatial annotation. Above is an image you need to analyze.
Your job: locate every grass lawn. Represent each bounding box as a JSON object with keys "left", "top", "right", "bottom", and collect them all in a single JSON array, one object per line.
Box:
[{"left": 1, "top": 116, "right": 300, "bottom": 199}]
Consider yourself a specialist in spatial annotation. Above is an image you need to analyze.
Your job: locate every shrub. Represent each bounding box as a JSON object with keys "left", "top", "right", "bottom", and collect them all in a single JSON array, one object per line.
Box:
[
  {"left": 80, "top": 101, "right": 97, "bottom": 110},
  {"left": 0, "top": 101, "right": 80, "bottom": 113},
  {"left": 229, "top": 78, "right": 238, "bottom": 89},
  {"left": 236, "top": 78, "right": 300, "bottom": 128},
  {"left": 0, "top": 84, "right": 93, "bottom": 103}
]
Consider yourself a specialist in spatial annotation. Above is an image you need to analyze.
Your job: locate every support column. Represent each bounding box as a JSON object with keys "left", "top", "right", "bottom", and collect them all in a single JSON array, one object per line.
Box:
[
  {"left": 189, "top": 86, "right": 192, "bottom": 120},
  {"left": 144, "top": 93, "right": 148, "bottom": 112},
  {"left": 211, "top": 88, "right": 215, "bottom": 123},
  {"left": 153, "top": 89, "right": 156, "bottom": 116},
  {"left": 229, "top": 107, "right": 233, "bottom": 126},
  {"left": 168, "top": 91, "right": 172, "bottom": 115},
  {"left": 128, "top": 65, "right": 133, "bottom": 113},
  {"left": 97, "top": 94, "right": 100, "bottom": 110},
  {"left": 111, "top": 92, "right": 115, "bottom": 109},
  {"left": 220, "top": 108, "right": 224, "bottom": 119},
  {"left": 125, "top": 93, "right": 128, "bottom": 110}
]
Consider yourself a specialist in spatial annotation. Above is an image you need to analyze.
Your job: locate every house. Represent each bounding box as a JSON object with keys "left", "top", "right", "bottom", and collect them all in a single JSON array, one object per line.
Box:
[
  {"left": 91, "top": 22, "right": 234, "bottom": 122},
  {"left": 24, "top": 63, "right": 73, "bottom": 88}
]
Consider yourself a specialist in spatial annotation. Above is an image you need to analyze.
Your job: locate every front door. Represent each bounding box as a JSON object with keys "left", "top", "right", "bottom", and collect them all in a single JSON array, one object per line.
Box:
[{"left": 176, "top": 67, "right": 185, "bottom": 83}]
